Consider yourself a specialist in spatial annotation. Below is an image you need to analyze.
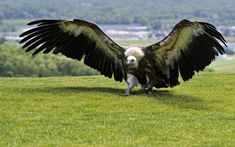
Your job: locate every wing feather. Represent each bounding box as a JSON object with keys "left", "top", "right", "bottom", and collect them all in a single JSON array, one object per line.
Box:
[
  {"left": 144, "top": 19, "right": 226, "bottom": 81},
  {"left": 19, "top": 19, "right": 126, "bottom": 82}
]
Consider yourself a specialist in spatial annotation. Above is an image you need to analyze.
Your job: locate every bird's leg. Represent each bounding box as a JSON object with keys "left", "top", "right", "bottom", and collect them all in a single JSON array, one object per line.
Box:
[
  {"left": 123, "top": 74, "right": 137, "bottom": 96},
  {"left": 124, "top": 81, "right": 131, "bottom": 96},
  {"left": 145, "top": 76, "right": 153, "bottom": 95},
  {"left": 145, "top": 87, "right": 153, "bottom": 95}
]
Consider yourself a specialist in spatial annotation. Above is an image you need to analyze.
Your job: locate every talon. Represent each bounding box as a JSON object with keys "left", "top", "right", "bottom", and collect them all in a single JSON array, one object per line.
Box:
[
  {"left": 121, "top": 93, "right": 129, "bottom": 96},
  {"left": 146, "top": 90, "right": 153, "bottom": 95},
  {"left": 145, "top": 88, "right": 153, "bottom": 95}
]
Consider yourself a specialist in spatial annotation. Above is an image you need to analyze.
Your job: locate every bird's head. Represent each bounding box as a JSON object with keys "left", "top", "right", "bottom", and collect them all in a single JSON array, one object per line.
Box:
[
  {"left": 126, "top": 56, "right": 138, "bottom": 68},
  {"left": 124, "top": 46, "right": 145, "bottom": 69}
]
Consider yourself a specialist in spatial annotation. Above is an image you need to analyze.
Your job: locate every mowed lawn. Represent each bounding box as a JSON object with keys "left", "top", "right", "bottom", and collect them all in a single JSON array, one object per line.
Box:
[
  {"left": 208, "top": 55, "right": 235, "bottom": 73},
  {"left": 0, "top": 74, "right": 234, "bottom": 146}
]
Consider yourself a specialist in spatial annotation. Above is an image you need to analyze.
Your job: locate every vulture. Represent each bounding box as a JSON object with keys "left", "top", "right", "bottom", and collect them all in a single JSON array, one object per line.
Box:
[{"left": 19, "top": 19, "right": 226, "bottom": 95}]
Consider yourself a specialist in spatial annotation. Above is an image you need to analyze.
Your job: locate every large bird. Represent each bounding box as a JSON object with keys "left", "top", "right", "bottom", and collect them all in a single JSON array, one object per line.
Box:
[{"left": 19, "top": 19, "right": 226, "bottom": 95}]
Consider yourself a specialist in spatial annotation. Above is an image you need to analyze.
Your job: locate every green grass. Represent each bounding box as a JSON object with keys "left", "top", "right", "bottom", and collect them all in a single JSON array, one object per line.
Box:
[
  {"left": 208, "top": 55, "right": 235, "bottom": 73},
  {"left": 225, "top": 37, "right": 235, "bottom": 43},
  {"left": 0, "top": 74, "right": 235, "bottom": 146},
  {"left": 3, "top": 19, "right": 33, "bottom": 26},
  {"left": 117, "top": 39, "right": 156, "bottom": 46}
]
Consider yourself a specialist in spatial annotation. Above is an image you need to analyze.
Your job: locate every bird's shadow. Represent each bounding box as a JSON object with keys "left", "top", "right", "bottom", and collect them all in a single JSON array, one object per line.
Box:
[
  {"left": 51, "top": 86, "right": 124, "bottom": 94},
  {"left": 37, "top": 86, "right": 207, "bottom": 111}
]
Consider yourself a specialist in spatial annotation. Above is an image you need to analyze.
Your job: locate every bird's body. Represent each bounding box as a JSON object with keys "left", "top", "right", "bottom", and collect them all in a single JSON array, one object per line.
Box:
[
  {"left": 19, "top": 19, "right": 226, "bottom": 95},
  {"left": 124, "top": 46, "right": 180, "bottom": 95}
]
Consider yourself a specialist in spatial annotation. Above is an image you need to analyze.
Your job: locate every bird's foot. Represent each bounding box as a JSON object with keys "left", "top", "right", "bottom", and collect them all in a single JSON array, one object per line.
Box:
[
  {"left": 121, "top": 92, "right": 130, "bottom": 96},
  {"left": 145, "top": 89, "right": 153, "bottom": 95},
  {"left": 121, "top": 91, "right": 136, "bottom": 96}
]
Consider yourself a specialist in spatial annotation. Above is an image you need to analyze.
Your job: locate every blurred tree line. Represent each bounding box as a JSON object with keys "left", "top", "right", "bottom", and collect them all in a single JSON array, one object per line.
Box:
[
  {"left": 0, "top": 42, "right": 98, "bottom": 77},
  {"left": 0, "top": 0, "right": 235, "bottom": 26}
]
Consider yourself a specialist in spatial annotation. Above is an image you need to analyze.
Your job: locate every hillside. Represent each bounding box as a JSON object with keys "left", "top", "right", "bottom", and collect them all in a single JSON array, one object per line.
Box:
[
  {"left": 209, "top": 55, "right": 235, "bottom": 73},
  {"left": 0, "top": 0, "right": 235, "bottom": 26},
  {"left": 0, "top": 74, "right": 234, "bottom": 146}
]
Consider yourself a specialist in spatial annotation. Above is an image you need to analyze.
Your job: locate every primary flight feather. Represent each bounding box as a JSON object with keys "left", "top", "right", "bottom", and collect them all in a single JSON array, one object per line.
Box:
[{"left": 19, "top": 19, "right": 226, "bottom": 95}]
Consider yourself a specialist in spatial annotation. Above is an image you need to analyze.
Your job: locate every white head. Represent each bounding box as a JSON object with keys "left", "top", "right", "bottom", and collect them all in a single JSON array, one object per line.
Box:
[
  {"left": 126, "top": 56, "right": 138, "bottom": 68},
  {"left": 124, "top": 46, "right": 145, "bottom": 68}
]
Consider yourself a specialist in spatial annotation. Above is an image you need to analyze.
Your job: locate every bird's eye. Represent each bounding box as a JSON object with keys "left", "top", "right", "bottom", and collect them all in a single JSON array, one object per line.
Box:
[{"left": 131, "top": 59, "right": 135, "bottom": 62}]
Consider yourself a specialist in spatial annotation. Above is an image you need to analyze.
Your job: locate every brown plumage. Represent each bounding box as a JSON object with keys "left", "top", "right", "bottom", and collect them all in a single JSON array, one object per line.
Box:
[
  {"left": 20, "top": 19, "right": 127, "bottom": 82},
  {"left": 19, "top": 19, "right": 226, "bottom": 95},
  {"left": 141, "top": 19, "right": 226, "bottom": 86}
]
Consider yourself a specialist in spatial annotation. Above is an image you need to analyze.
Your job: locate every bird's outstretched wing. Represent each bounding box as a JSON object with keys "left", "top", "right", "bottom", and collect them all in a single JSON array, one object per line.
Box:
[
  {"left": 19, "top": 19, "right": 127, "bottom": 82},
  {"left": 143, "top": 19, "right": 226, "bottom": 81}
]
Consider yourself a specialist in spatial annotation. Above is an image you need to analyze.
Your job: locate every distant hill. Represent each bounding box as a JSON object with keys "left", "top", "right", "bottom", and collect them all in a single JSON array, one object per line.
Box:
[{"left": 0, "top": 0, "right": 235, "bottom": 27}]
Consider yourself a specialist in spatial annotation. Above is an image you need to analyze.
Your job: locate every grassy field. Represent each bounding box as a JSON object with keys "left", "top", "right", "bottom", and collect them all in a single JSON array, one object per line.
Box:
[
  {"left": 225, "top": 37, "right": 235, "bottom": 43},
  {"left": 117, "top": 39, "right": 156, "bottom": 47},
  {"left": 0, "top": 74, "right": 234, "bottom": 146},
  {"left": 208, "top": 55, "right": 235, "bottom": 73}
]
